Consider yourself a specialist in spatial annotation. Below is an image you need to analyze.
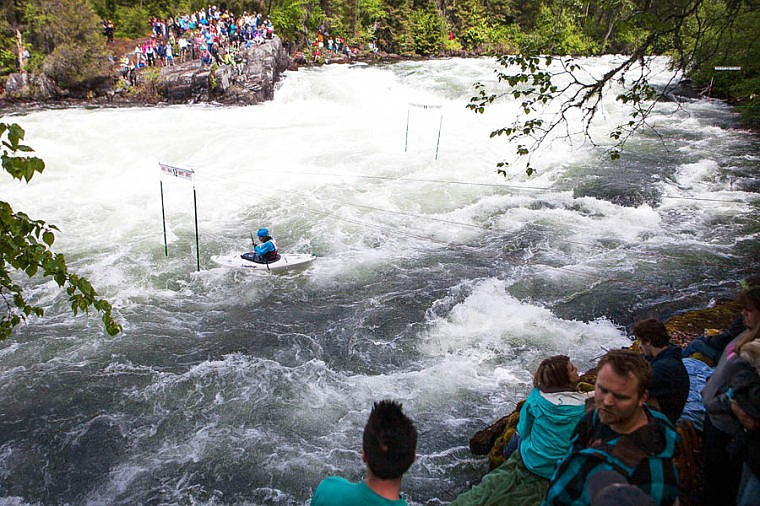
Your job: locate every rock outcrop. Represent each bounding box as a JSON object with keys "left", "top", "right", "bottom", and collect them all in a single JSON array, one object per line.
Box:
[
  {"left": 3, "top": 71, "right": 64, "bottom": 101},
  {"left": 2, "top": 36, "right": 291, "bottom": 106},
  {"left": 152, "top": 35, "right": 290, "bottom": 105}
]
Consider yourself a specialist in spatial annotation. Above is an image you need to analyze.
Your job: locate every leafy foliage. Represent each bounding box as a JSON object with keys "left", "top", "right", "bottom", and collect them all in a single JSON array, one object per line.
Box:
[
  {"left": 0, "top": 123, "right": 121, "bottom": 340},
  {"left": 270, "top": 0, "right": 310, "bottom": 44},
  {"left": 467, "top": 0, "right": 760, "bottom": 175},
  {"left": 113, "top": 4, "right": 151, "bottom": 38},
  {"left": 0, "top": 48, "right": 16, "bottom": 76},
  {"left": 3, "top": 0, "right": 110, "bottom": 88},
  {"left": 408, "top": 8, "right": 444, "bottom": 55}
]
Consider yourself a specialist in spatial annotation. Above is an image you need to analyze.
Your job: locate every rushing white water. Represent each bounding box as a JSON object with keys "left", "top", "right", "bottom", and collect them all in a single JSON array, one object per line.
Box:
[{"left": 0, "top": 56, "right": 757, "bottom": 505}]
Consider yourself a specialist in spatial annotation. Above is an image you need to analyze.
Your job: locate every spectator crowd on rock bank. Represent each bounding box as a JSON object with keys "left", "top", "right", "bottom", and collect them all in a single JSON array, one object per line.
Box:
[
  {"left": 117, "top": 5, "right": 277, "bottom": 83},
  {"left": 112, "top": 4, "right": 364, "bottom": 85},
  {"left": 310, "top": 275, "right": 760, "bottom": 506}
]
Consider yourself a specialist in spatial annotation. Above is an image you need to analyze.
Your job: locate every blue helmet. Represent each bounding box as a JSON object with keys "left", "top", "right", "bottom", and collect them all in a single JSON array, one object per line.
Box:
[{"left": 257, "top": 228, "right": 269, "bottom": 238}]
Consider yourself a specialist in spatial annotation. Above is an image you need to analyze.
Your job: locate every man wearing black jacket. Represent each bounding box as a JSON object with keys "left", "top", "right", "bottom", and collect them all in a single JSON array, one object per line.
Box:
[{"left": 633, "top": 318, "right": 690, "bottom": 424}]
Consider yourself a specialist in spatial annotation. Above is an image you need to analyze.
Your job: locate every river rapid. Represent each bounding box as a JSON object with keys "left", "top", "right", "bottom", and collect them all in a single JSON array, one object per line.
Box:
[{"left": 0, "top": 56, "right": 758, "bottom": 505}]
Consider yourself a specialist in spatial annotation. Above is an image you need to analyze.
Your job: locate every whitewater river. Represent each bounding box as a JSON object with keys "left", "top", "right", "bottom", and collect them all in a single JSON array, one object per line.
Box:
[{"left": 0, "top": 57, "right": 757, "bottom": 505}]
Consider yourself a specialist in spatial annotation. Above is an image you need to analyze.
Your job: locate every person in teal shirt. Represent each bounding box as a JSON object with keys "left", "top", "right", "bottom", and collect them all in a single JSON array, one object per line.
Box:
[
  {"left": 311, "top": 400, "right": 418, "bottom": 506},
  {"left": 517, "top": 357, "right": 590, "bottom": 479}
]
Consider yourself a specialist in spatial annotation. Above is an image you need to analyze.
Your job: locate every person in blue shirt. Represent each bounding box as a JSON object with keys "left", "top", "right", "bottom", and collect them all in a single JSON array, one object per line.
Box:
[
  {"left": 311, "top": 400, "right": 418, "bottom": 506},
  {"left": 241, "top": 227, "right": 279, "bottom": 263}
]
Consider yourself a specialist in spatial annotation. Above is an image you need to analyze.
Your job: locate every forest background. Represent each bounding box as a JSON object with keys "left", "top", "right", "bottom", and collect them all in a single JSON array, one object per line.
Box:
[{"left": 0, "top": 0, "right": 758, "bottom": 121}]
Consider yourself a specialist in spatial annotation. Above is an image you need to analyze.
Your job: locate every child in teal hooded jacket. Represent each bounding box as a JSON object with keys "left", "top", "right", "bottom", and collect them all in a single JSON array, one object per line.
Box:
[{"left": 450, "top": 355, "right": 590, "bottom": 506}]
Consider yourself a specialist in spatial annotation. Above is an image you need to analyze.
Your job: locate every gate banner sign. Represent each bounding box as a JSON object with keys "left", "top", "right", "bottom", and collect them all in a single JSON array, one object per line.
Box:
[{"left": 159, "top": 163, "right": 195, "bottom": 181}]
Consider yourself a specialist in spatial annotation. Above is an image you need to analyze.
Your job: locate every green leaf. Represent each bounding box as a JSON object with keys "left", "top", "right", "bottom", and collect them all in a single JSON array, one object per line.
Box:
[
  {"left": 7, "top": 124, "right": 24, "bottom": 149},
  {"left": 42, "top": 231, "right": 55, "bottom": 246}
]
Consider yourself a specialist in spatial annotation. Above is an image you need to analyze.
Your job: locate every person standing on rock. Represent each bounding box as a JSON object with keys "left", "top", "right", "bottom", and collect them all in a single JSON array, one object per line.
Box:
[
  {"left": 145, "top": 39, "right": 156, "bottom": 66},
  {"left": 310, "top": 400, "right": 417, "bottom": 506},
  {"left": 701, "top": 281, "right": 760, "bottom": 505},
  {"left": 165, "top": 42, "right": 174, "bottom": 66},
  {"left": 155, "top": 41, "right": 166, "bottom": 67},
  {"left": 178, "top": 35, "right": 188, "bottom": 62}
]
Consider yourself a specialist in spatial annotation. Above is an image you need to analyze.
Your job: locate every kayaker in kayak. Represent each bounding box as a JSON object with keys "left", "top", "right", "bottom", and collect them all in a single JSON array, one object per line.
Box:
[{"left": 241, "top": 227, "right": 279, "bottom": 263}]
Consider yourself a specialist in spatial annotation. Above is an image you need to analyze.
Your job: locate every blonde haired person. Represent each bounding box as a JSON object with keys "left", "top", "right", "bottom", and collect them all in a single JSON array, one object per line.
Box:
[{"left": 701, "top": 280, "right": 760, "bottom": 505}]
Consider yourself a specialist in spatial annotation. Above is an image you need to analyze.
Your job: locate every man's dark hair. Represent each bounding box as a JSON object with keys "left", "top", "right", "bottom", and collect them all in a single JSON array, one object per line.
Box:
[
  {"left": 597, "top": 349, "right": 652, "bottom": 397},
  {"left": 362, "top": 400, "right": 417, "bottom": 480},
  {"left": 632, "top": 318, "right": 670, "bottom": 348}
]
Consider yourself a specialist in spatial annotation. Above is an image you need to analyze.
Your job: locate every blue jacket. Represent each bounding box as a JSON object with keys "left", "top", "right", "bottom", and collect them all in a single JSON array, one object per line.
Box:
[
  {"left": 254, "top": 239, "right": 278, "bottom": 260},
  {"left": 542, "top": 407, "right": 680, "bottom": 506},
  {"left": 678, "top": 357, "right": 713, "bottom": 431},
  {"left": 517, "top": 388, "right": 588, "bottom": 479}
]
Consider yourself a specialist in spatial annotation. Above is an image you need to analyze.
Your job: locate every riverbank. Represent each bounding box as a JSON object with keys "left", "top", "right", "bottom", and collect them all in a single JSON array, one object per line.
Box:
[
  {"left": 2, "top": 36, "right": 758, "bottom": 136},
  {"left": 0, "top": 35, "right": 412, "bottom": 110}
]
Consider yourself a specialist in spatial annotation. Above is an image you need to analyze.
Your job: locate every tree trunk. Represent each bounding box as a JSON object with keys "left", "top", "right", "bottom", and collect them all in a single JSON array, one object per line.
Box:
[
  {"left": 15, "top": 29, "right": 24, "bottom": 72},
  {"left": 600, "top": 13, "right": 617, "bottom": 53}
]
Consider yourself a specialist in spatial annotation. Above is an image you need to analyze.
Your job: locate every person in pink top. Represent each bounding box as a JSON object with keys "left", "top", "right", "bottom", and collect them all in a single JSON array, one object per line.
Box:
[{"left": 701, "top": 277, "right": 760, "bottom": 505}]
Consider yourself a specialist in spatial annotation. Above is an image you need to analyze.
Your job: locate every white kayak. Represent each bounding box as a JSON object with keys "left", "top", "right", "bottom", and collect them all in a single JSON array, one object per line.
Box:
[{"left": 211, "top": 253, "right": 316, "bottom": 271}]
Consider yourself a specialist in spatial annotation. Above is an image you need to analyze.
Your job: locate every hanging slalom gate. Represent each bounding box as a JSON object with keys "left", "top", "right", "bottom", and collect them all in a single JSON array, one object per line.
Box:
[
  {"left": 159, "top": 162, "right": 201, "bottom": 272},
  {"left": 404, "top": 102, "right": 444, "bottom": 160},
  {"left": 705, "top": 66, "right": 742, "bottom": 97}
]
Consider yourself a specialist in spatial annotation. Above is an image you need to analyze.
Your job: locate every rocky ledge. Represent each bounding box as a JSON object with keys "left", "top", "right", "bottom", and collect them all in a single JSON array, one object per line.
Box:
[
  {"left": 151, "top": 36, "right": 292, "bottom": 105},
  {"left": 0, "top": 37, "right": 408, "bottom": 109},
  {"left": 2, "top": 36, "right": 290, "bottom": 107}
]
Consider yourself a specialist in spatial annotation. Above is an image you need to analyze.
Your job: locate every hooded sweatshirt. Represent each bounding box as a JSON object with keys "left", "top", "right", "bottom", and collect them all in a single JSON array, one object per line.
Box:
[
  {"left": 517, "top": 387, "right": 588, "bottom": 479},
  {"left": 702, "top": 330, "right": 754, "bottom": 435}
]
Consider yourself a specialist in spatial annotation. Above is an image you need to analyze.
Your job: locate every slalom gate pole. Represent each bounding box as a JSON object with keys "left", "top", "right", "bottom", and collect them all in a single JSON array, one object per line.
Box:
[
  {"left": 404, "top": 109, "right": 410, "bottom": 152},
  {"left": 160, "top": 180, "right": 168, "bottom": 256},
  {"left": 158, "top": 162, "right": 198, "bottom": 270},
  {"left": 193, "top": 185, "right": 200, "bottom": 272},
  {"left": 435, "top": 113, "right": 443, "bottom": 160}
]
